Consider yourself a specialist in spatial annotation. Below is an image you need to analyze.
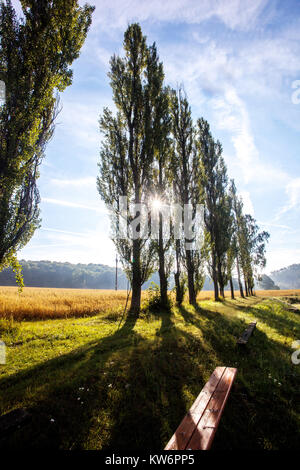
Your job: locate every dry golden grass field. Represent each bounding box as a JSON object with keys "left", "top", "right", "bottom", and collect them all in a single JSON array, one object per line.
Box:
[{"left": 0, "top": 286, "right": 300, "bottom": 320}]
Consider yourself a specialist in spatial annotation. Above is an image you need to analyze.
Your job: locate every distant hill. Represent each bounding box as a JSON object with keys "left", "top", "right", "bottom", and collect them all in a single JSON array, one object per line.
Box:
[
  {"left": 271, "top": 264, "right": 300, "bottom": 289},
  {"left": 0, "top": 259, "right": 220, "bottom": 291},
  {"left": 0, "top": 260, "right": 128, "bottom": 290},
  {"left": 255, "top": 274, "right": 280, "bottom": 290},
  {"left": 0, "top": 259, "right": 286, "bottom": 291}
]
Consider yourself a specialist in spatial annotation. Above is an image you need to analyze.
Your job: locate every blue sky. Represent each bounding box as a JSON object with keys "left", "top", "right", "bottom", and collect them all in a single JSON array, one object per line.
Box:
[{"left": 13, "top": 0, "right": 300, "bottom": 273}]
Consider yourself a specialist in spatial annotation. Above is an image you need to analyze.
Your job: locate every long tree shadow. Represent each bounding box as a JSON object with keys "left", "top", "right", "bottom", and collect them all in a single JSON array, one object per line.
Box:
[
  {"left": 0, "top": 314, "right": 140, "bottom": 449},
  {"left": 100, "top": 307, "right": 209, "bottom": 450},
  {"left": 0, "top": 301, "right": 299, "bottom": 450},
  {"left": 222, "top": 299, "right": 300, "bottom": 337},
  {"left": 177, "top": 303, "right": 300, "bottom": 449}
]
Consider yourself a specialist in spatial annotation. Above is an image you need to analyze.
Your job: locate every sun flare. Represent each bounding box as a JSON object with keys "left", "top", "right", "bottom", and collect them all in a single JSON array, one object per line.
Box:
[{"left": 151, "top": 198, "right": 163, "bottom": 210}]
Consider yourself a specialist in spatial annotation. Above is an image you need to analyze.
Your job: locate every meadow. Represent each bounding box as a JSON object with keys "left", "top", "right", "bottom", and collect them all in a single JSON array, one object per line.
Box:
[
  {"left": 0, "top": 287, "right": 299, "bottom": 450},
  {"left": 1, "top": 286, "right": 299, "bottom": 321}
]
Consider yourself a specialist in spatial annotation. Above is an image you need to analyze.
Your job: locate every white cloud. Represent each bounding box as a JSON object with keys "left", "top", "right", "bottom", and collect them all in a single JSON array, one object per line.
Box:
[
  {"left": 285, "top": 178, "right": 300, "bottom": 209},
  {"left": 20, "top": 219, "right": 115, "bottom": 266},
  {"left": 275, "top": 177, "right": 300, "bottom": 219},
  {"left": 239, "top": 191, "right": 254, "bottom": 216},
  {"left": 265, "top": 248, "right": 300, "bottom": 274},
  {"left": 41, "top": 228, "right": 92, "bottom": 237},
  {"left": 258, "top": 221, "right": 291, "bottom": 231},
  {"left": 211, "top": 87, "right": 289, "bottom": 187},
  {"left": 90, "top": 0, "right": 269, "bottom": 32},
  {"left": 42, "top": 197, "right": 107, "bottom": 214},
  {"left": 50, "top": 177, "right": 96, "bottom": 187}
]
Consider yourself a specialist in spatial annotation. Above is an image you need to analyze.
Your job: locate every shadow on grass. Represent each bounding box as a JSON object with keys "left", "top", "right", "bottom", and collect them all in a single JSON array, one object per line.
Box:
[
  {"left": 177, "top": 303, "right": 300, "bottom": 449},
  {"left": 0, "top": 300, "right": 299, "bottom": 450},
  {"left": 222, "top": 298, "right": 300, "bottom": 337}
]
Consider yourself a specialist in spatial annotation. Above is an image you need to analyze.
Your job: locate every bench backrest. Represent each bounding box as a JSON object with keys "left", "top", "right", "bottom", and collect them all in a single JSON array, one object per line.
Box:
[{"left": 165, "top": 366, "right": 237, "bottom": 450}]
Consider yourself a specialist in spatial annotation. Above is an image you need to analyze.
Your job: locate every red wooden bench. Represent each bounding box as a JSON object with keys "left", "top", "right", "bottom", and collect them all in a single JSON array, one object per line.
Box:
[{"left": 164, "top": 366, "right": 237, "bottom": 450}]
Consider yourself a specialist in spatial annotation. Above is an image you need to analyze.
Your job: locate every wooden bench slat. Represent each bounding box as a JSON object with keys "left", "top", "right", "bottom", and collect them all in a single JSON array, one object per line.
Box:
[
  {"left": 237, "top": 321, "right": 257, "bottom": 345},
  {"left": 186, "top": 367, "right": 237, "bottom": 450},
  {"left": 164, "top": 367, "right": 238, "bottom": 451},
  {"left": 164, "top": 367, "right": 226, "bottom": 451}
]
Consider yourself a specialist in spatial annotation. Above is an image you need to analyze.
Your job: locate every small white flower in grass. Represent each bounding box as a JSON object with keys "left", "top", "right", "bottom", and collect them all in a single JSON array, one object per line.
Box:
[
  {"left": 50, "top": 418, "right": 55, "bottom": 423},
  {"left": 108, "top": 384, "right": 112, "bottom": 388}
]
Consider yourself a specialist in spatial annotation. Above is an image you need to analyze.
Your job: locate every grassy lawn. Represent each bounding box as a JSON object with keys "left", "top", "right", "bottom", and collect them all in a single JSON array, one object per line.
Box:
[{"left": 0, "top": 292, "right": 299, "bottom": 450}]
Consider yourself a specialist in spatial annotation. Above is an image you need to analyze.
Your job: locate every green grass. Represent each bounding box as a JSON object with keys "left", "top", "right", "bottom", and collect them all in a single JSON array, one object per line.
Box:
[{"left": 0, "top": 296, "right": 299, "bottom": 450}]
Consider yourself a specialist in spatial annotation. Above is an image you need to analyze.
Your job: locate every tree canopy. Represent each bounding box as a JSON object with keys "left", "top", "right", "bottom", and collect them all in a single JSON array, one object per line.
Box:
[{"left": 0, "top": 0, "right": 94, "bottom": 282}]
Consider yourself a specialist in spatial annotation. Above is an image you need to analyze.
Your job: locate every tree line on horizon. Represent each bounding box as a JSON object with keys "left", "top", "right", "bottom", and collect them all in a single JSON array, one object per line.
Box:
[
  {"left": 97, "top": 23, "right": 270, "bottom": 315},
  {"left": 0, "top": 259, "right": 284, "bottom": 291},
  {"left": 0, "top": 3, "right": 269, "bottom": 316}
]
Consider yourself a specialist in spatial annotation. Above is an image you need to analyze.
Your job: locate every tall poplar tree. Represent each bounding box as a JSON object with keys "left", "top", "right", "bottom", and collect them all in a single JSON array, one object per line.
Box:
[
  {"left": 197, "top": 119, "right": 224, "bottom": 300},
  {"left": 239, "top": 214, "right": 270, "bottom": 295},
  {"left": 170, "top": 88, "right": 203, "bottom": 306},
  {"left": 0, "top": 0, "right": 94, "bottom": 278},
  {"left": 229, "top": 180, "right": 245, "bottom": 297},
  {"left": 150, "top": 87, "right": 173, "bottom": 308},
  {"left": 98, "top": 24, "right": 165, "bottom": 316}
]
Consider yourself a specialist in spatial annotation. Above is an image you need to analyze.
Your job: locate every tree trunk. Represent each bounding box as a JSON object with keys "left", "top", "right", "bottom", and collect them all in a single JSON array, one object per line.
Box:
[
  {"left": 236, "top": 256, "right": 244, "bottom": 298},
  {"left": 212, "top": 255, "right": 219, "bottom": 301},
  {"left": 229, "top": 277, "right": 235, "bottom": 299},
  {"left": 129, "top": 238, "right": 142, "bottom": 316},
  {"left": 158, "top": 213, "right": 168, "bottom": 308},
  {"left": 249, "top": 277, "right": 254, "bottom": 295},
  {"left": 115, "top": 255, "right": 118, "bottom": 291},
  {"left": 130, "top": 280, "right": 141, "bottom": 316},
  {"left": 219, "top": 282, "right": 225, "bottom": 298},
  {"left": 244, "top": 279, "right": 249, "bottom": 297},
  {"left": 174, "top": 239, "right": 183, "bottom": 304},
  {"left": 217, "top": 261, "right": 224, "bottom": 298},
  {"left": 186, "top": 250, "right": 196, "bottom": 305},
  {"left": 158, "top": 160, "right": 169, "bottom": 308}
]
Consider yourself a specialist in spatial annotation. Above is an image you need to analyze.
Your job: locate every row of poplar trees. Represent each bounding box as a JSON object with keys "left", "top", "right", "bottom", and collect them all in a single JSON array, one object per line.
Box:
[{"left": 97, "top": 24, "right": 270, "bottom": 316}]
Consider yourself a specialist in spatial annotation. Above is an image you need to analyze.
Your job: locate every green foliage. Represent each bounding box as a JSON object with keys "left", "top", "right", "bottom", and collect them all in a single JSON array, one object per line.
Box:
[
  {"left": 0, "top": 0, "right": 94, "bottom": 278},
  {"left": 97, "top": 24, "right": 271, "bottom": 310},
  {"left": 169, "top": 88, "right": 204, "bottom": 305},
  {"left": 0, "top": 251, "right": 24, "bottom": 290},
  {"left": 98, "top": 23, "right": 166, "bottom": 314},
  {"left": 145, "top": 281, "right": 162, "bottom": 312},
  {"left": 196, "top": 118, "right": 233, "bottom": 298},
  {"left": 0, "top": 316, "right": 21, "bottom": 342}
]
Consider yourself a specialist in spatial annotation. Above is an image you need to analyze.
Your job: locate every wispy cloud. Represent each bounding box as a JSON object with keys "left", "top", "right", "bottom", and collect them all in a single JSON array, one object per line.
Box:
[
  {"left": 91, "top": 0, "right": 269, "bottom": 32},
  {"left": 211, "top": 87, "right": 289, "bottom": 186},
  {"left": 41, "top": 228, "right": 91, "bottom": 237},
  {"left": 50, "top": 177, "right": 96, "bottom": 187},
  {"left": 275, "top": 177, "right": 300, "bottom": 219},
  {"left": 42, "top": 197, "right": 108, "bottom": 214},
  {"left": 20, "top": 222, "right": 115, "bottom": 266}
]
